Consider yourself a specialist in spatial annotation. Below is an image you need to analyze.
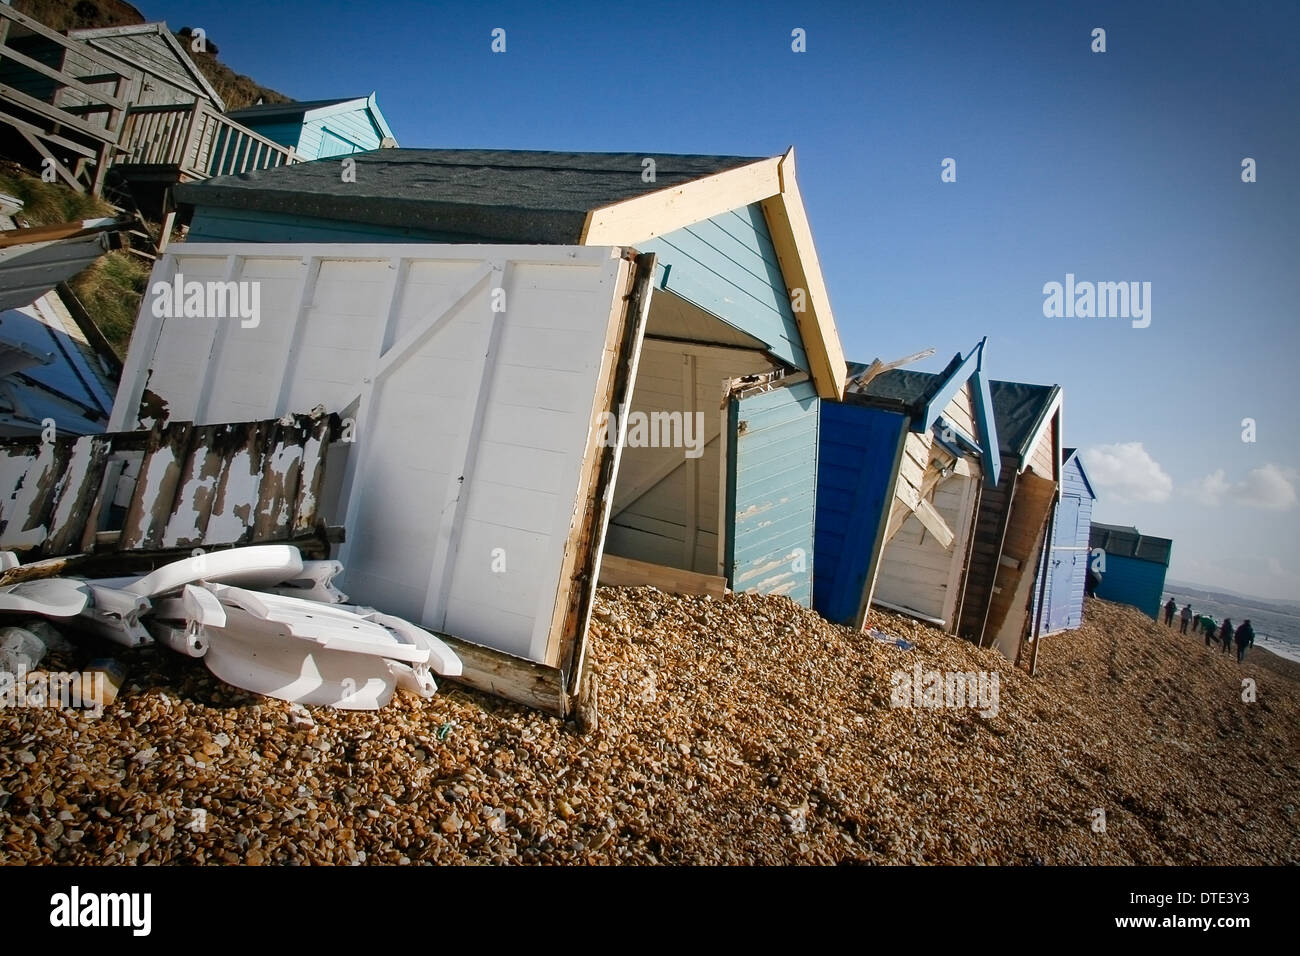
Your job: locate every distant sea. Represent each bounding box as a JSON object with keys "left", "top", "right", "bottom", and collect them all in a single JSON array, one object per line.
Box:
[{"left": 1161, "top": 584, "right": 1300, "bottom": 664}]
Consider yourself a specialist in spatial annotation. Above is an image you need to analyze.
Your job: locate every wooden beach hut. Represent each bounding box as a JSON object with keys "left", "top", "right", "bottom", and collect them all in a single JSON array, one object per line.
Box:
[
  {"left": 1087, "top": 522, "right": 1172, "bottom": 620},
  {"left": 813, "top": 340, "right": 1001, "bottom": 631},
  {"left": 953, "top": 378, "right": 1063, "bottom": 662},
  {"left": 223, "top": 94, "right": 397, "bottom": 160},
  {"left": 112, "top": 146, "right": 847, "bottom": 715}
]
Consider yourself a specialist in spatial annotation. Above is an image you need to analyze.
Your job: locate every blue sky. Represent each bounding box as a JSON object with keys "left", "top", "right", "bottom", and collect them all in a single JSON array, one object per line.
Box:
[{"left": 151, "top": 0, "right": 1300, "bottom": 599}]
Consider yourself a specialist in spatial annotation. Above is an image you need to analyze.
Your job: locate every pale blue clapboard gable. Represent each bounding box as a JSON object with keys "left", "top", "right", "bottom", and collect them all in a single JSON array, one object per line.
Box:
[
  {"left": 303, "top": 108, "right": 385, "bottom": 158},
  {"left": 637, "top": 205, "right": 809, "bottom": 373},
  {"left": 231, "top": 103, "right": 388, "bottom": 161}
]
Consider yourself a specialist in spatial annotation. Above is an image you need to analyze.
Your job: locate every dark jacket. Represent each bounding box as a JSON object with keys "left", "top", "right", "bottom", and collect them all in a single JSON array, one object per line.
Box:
[{"left": 1235, "top": 622, "right": 1255, "bottom": 646}]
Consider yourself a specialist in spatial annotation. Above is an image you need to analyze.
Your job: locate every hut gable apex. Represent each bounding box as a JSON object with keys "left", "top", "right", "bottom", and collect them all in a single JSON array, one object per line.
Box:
[
  {"left": 1062, "top": 447, "right": 1097, "bottom": 500},
  {"left": 69, "top": 22, "right": 226, "bottom": 111}
]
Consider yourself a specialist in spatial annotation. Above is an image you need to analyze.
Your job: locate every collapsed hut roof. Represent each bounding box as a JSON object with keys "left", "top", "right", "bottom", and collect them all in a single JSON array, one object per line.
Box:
[
  {"left": 988, "top": 379, "right": 1060, "bottom": 459},
  {"left": 174, "top": 148, "right": 765, "bottom": 244},
  {"left": 848, "top": 360, "right": 960, "bottom": 413},
  {"left": 174, "top": 145, "right": 849, "bottom": 399}
]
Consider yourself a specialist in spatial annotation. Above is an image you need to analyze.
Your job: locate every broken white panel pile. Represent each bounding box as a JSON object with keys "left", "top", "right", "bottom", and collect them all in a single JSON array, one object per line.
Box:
[{"left": 0, "top": 545, "right": 462, "bottom": 710}]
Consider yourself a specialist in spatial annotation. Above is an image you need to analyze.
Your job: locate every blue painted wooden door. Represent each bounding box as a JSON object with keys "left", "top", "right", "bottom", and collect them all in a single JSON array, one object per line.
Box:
[
  {"left": 1047, "top": 495, "right": 1081, "bottom": 632},
  {"left": 725, "top": 379, "right": 819, "bottom": 606}
]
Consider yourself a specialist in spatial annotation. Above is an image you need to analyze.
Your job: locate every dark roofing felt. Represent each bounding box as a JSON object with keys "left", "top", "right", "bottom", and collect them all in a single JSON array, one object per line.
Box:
[
  {"left": 988, "top": 379, "right": 1058, "bottom": 458},
  {"left": 225, "top": 98, "right": 357, "bottom": 122},
  {"left": 849, "top": 363, "right": 950, "bottom": 412},
  {"left": 1089, "top": 522, "right": 1173, "bottom": 566},
  {"left": 173, "top": 148, "right": 765, "bottom": 244},
  {"left": 846, "top": 366, "right": 1057, "bottom": 458}
]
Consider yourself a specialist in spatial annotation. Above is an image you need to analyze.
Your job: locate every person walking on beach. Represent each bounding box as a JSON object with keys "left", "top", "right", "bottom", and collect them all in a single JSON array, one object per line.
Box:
[
  {"left": 1220, "top": 618, "right": 1234, "bottom": 654},
  {"left": 1180, "top": 604, "right": 1192, "bottom": 634},
  {"left": 1165, "top": 597, "right": 1177, "bottom": 626},
  {"left": 1235, "top": 620, "right": 1255, "bottom": 663}
]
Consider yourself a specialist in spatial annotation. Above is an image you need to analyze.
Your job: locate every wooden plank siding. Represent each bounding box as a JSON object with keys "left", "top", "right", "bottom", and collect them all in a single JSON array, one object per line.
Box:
[
  {"left": 985, "top": 470, "right": 1056, "bottom": 659},
  {"left": 954, "top": 455, "right": 1019, "bottom": 644},
  {"left": 726, "top": 377, "right": 819, "bottom": 606},
  {"left": 81, "top": 32, "right": 204, "bottom": 104},
  {"left": 944, "top": 382, "right": 977, "bottom": 440},
  {"left": 1029, "top": 415, "right": 1056, "bottom": 479},
  {"left": 812, "top": 401, "right": 909, "bottom": 626},
  {"left": 874, "top": 470, "right": 978, "bottom": 626},
  {"left": 306, "top": 110, "right": 383, "bottom": 157},
  {"left": 635, "top": 204, "right": 809, "bottom": 374},
  {"left": 1032, "top": 452, "right": 1095, "bottom": 636},
  {"left": 1092, "top": 552, "right": 1169, "bottom": 620},
  {"left": 235, "top": 108, "right": 384, "bottom": 161}
]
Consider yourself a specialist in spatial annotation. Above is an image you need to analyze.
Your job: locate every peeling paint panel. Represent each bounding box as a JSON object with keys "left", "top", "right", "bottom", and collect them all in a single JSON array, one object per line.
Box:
[
  {"left": 0, "top": 412, "right": 336, "bottom": 558},
  {"left": 725, "top": 376, "right": 819, "bottom": 607}
]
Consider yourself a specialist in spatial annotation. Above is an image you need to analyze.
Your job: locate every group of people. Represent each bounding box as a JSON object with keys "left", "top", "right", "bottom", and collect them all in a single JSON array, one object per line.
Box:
[{"left": 1164, "top": 598, "right": 1255, "bottom": 662}]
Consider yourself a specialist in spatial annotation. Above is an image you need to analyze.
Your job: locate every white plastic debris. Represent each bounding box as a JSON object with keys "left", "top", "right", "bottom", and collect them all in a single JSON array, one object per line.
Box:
[
  {"left": 1, "top": 545, "right": 460, "bottom": 710},
  {"left": 0, "top": 578, "right": 90, "bottom": 617},
  {"left": 86, "top": 544, "right": 305, "bottom": 597},
  {"left": 76, "top": 583, "right": 152, "bottom": 648},
  {"left": 193, "top": 584, "right": 460, "bottom": 710},
  {"left": 263, "top": 559, "right": 348, "bottom": 604},
  {"left": 147, "top": 584, "right": 225, "bottom": 657}
]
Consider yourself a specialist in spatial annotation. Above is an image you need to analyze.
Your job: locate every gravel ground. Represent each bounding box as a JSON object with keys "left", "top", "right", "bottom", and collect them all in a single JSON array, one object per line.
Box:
[{"left": 1, "top": 590, "right": 1296, "bottom": 864}]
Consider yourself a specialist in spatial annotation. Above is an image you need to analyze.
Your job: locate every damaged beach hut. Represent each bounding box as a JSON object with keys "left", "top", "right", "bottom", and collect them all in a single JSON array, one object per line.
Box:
[
  {"left": 103, "top": 146, "right": 848, "bottom": 715},
  {"left": 813, "top": 340, "right": 1000, "bottom": 632},
  {"left": 952, "top": 378, "right": 1063, "bottom": 663}
]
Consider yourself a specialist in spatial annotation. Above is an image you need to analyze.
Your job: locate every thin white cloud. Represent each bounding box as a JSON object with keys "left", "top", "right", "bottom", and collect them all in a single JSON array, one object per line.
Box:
[
  {"left": 1187, "top": 463, "right": 1297, "bottom": 510},
  {"left": 1189, "top": 469, "right": 1230, "bottom": 506},
  {"left": 1081, "top": 442, "right": 1173, "bottom": 503}
]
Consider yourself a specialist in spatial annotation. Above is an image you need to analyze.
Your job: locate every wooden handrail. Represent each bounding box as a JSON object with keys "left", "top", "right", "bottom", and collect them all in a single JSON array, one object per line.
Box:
[
  {"left": 0, "top": 5, "right": 134, "bottom": 149},
  {"left": 0, "top": 6, "right": 134, "bottom": 79},
  {"left": 116, "top": 99, "right": 297, "bottom": 177}
]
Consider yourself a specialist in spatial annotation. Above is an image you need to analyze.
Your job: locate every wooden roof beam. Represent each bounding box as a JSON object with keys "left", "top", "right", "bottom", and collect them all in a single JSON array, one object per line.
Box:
[{"left": 761, "top": 147, "right": 846, "bottom": 400}]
